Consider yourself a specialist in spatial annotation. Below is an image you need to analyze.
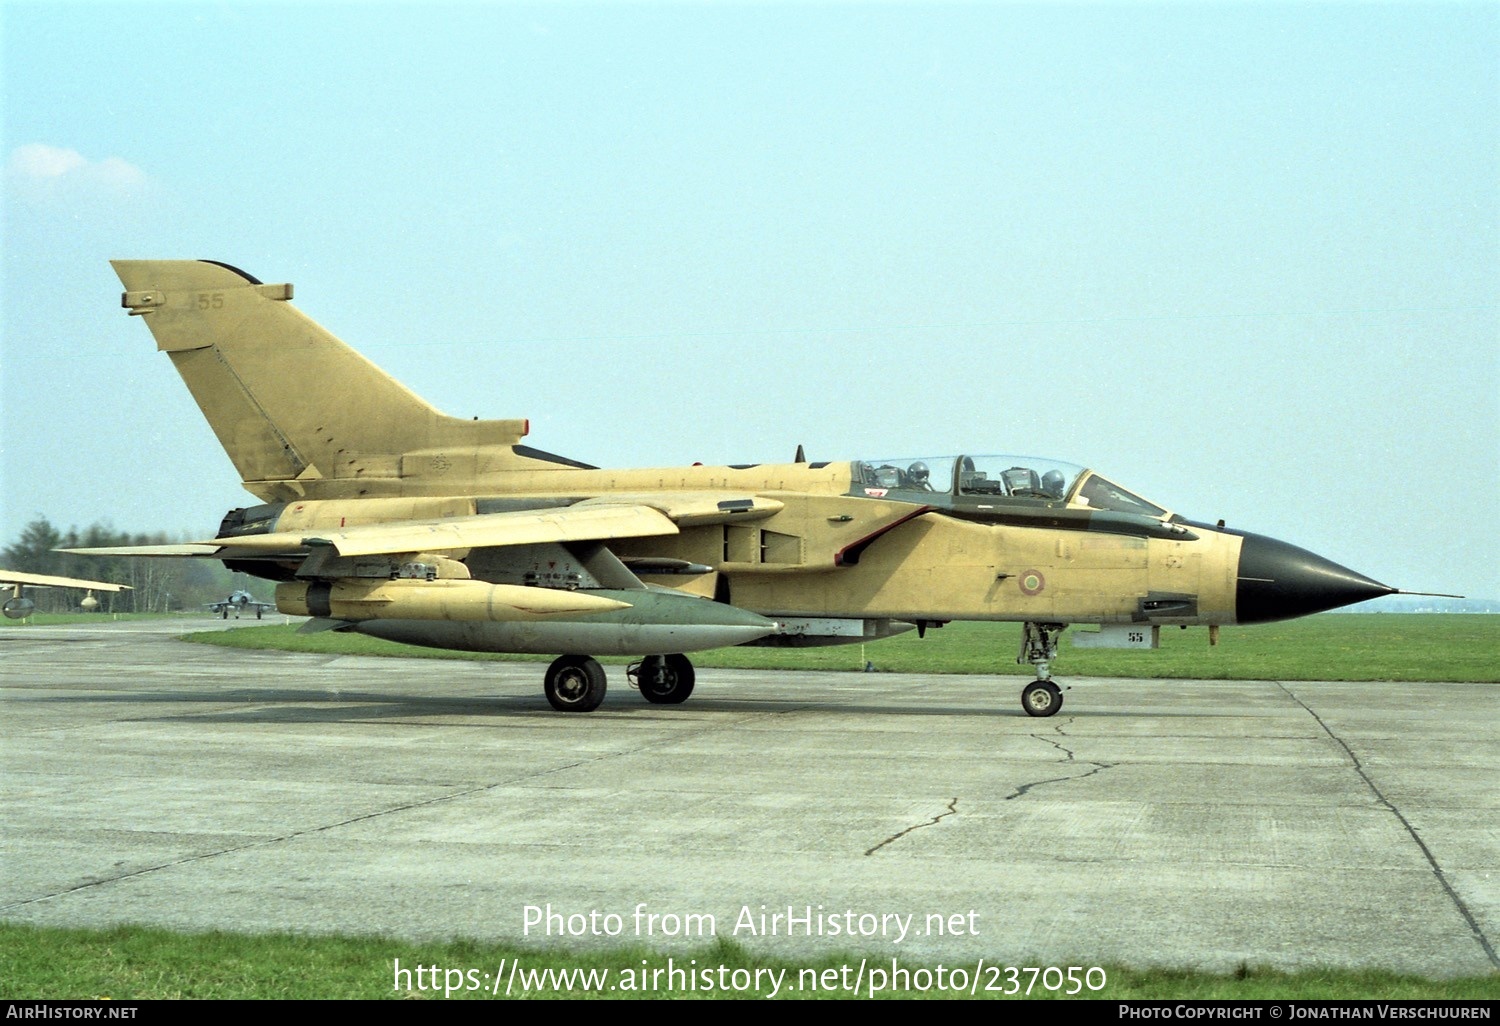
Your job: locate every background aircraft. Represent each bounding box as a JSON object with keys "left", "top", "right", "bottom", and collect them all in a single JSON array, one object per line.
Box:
[
  {"left": 1, "top": 570, "right": 131, "bottom": 619},
  {"left": 205, "top": 590, "right": 275, "bottom": 619},
  {"left": 71, "top": 260, "right": 1424, "bottom": 716}
]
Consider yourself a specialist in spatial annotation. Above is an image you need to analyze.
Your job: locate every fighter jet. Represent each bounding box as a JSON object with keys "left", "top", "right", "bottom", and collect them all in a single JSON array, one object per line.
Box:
[
  {"left": 1, "top": 570, "right": 131, "bottom": 619},
  {"left": 71, "top": 260, "right": 1412, "bottom": 716},
  {"left": 205, "top": 590, "right": 275, "bottom": 619}
]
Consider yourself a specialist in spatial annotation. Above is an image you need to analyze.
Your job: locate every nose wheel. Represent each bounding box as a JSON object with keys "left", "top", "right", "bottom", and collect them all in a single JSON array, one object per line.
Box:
[{"left": 1021, "top": 679, "right": 1063, "bottom": 717}]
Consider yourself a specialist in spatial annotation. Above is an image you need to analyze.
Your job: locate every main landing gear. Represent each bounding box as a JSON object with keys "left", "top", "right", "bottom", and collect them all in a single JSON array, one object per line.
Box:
[
  {"left": 542, "top": 652, "right": 697, "bottom": 712},
  {"left": 544, "top": 655, "right": 608, "bottom": 712},
  {"left": 1018, "top": 621, "right": 1068, "bottom": 717},
  {"left": 629, "top": 654, "right": 696, "bottom": 705}
]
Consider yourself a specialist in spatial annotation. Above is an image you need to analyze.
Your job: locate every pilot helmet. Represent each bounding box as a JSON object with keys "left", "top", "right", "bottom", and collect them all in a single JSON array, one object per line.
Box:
[
  {"left": 1041, "top": 469, "right": 1067, "bottom": 498},
  {"left": 908, "top": 461, "right": 930, "bottom": 486}
]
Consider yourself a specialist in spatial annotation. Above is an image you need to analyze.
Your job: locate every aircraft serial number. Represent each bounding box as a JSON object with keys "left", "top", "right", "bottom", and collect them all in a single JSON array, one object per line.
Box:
[{"left": 984, "top": 965, "right": 1107, "bottom": 995}]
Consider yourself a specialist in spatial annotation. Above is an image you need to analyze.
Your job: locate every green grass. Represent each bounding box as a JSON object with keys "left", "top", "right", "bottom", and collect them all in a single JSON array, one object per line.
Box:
[
  {"left": 185, "top": 614, "right": 1500, "bottom": 683},
  {"left": 1, "top": 924, "right": 1493, "bottom": 1000}
]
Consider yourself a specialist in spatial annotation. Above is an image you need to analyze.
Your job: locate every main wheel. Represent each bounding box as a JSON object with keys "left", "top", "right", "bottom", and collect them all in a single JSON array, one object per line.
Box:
[
  {"left": 638, "top": 654, "right": 695, "bottom": 705},
  {"left": 1021, "top": 680, "right": 1063, "bottom": 717},
  {"left": 544, "top": 655, "right": 607, "bottom": 712}
]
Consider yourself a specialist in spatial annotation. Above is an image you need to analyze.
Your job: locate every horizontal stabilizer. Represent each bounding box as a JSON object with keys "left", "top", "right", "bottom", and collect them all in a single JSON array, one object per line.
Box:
[
  {"left": 60, "top": 544, "right": 231, "bottom": 558},
  {"left": 1, "top": 570, "right": 132, "bottom": 591}
]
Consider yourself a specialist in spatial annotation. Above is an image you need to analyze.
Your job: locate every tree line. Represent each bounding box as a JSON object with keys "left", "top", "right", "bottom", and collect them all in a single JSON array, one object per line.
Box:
[{"left": 3, "top": 517, "right": 267, "bottom": 614}]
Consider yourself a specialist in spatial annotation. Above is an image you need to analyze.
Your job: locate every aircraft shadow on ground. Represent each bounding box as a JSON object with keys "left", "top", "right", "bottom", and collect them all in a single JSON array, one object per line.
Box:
[{"left": 20, "top": 686, "right": 1233, "bottom": 723}]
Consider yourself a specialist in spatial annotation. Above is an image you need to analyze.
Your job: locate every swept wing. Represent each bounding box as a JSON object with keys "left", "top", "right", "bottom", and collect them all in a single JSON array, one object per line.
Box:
[{"left": 63, "top": 494, "right": 785, "bottom": 562}]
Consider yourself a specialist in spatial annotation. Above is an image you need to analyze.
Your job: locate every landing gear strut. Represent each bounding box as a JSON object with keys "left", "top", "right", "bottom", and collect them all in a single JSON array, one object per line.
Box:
[
  {"left": 1018, "top": 621, "right": 1068, "bottom": 717},
  {"left": 629, "top": 653, "right": 696, "bottom": 704}
]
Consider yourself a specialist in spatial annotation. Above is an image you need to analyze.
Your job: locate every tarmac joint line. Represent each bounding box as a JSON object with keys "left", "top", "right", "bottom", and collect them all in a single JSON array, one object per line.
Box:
[
  {"left": 0, "top": 778, "right": 511, "bottom": 914},
  {"left": 1277, "top": 682, "right": 1499, "bottom": 970}
]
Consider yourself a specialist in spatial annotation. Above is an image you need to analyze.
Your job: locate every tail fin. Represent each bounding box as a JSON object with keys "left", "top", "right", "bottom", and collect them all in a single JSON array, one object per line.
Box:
[{"left": 112, "top": 260, "right": 532, "bottom": 501}]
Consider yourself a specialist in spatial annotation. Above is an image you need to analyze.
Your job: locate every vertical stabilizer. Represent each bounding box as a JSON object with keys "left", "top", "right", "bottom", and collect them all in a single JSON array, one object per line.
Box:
[{"left": 112, "top": 260, "right": 530, "bottom": 500}]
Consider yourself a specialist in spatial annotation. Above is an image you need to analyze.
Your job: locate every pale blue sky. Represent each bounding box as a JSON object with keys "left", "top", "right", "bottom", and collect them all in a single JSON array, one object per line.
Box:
[{"left": 3, "top": 2, "right": 1497, "bottom": 600}]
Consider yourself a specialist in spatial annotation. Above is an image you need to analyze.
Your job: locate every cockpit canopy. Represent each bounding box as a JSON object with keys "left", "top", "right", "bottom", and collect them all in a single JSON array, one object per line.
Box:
[{"left": 852, "top": 455, "right": 1170, "bottom": 519}]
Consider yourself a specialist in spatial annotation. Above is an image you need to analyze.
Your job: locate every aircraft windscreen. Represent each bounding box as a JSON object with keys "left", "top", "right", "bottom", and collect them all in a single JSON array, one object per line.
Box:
[{"left": 1074, "top": 474, "right": 1167, "bottom": 518}]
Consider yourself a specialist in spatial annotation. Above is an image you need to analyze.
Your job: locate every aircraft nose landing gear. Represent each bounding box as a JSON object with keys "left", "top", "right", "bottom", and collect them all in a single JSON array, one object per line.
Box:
[
  {"left": 1022, "top": 679, "right": 1063, "bottom": 717},
  {"left": 1018, "top": 622, "right": 1068, "bottom": 717}
]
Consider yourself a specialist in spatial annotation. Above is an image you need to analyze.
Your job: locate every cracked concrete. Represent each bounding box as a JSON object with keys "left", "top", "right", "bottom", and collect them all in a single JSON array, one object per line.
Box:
[
  {"left": 865, "top": 797, "right": 959, "bottom": 855},
  {"left": 3, "top": 619, "right": 1496, "bottom": 976},
  {"left": 1278, "top": 682, "right": 1497, "bottom": 968}
]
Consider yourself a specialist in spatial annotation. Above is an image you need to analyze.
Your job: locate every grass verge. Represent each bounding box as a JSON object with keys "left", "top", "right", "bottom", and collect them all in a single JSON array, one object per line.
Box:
[{"left": 2, "top": 924, "right": 1495, "bottom": 1000}]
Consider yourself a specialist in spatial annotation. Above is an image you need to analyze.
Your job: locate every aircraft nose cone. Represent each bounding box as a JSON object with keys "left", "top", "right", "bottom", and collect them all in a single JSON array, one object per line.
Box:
[{"left": 1235, "top": 532, "right": 1395, "bottom": 624}]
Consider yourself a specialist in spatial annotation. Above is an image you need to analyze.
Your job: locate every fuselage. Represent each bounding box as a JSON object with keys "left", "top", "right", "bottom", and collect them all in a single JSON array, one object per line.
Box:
[{"left": 219, "top": 453, "right": 1391, "bottom": 632}]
